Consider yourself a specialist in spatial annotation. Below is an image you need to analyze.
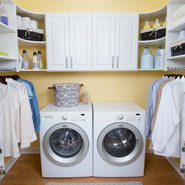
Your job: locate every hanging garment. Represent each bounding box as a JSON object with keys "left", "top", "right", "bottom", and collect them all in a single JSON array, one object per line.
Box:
[
  {"left": 6, "top": 78, "right": 37, "bottom": 148},
  {"left": 152, "top": 77, "right": 185, "bottom": 157},
  {"left": 0, "top": 84, "right": 20, "bottom": 157},
  {"left": 149, "top": 77, "right": 175, "bottom": 150},
  {"left": 18, "top": 78, "right": 40, "bottom": 133},
  {"left": 144, "top": 76, "right": 167, "bottom": 137}
]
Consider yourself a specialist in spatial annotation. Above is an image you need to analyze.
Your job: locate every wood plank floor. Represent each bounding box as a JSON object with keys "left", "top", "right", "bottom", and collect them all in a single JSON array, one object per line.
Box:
[{"left": 1, "top": 153, "right": 184, "bottom": 185}]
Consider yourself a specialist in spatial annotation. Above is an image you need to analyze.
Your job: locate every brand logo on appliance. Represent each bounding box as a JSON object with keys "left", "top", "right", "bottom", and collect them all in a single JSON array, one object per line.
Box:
[
  {"left": 119, "top": 124, "right": 124, "bottom": 127},
  {"left": 62, "top": 125, "right": 68, "bottom": 128}
]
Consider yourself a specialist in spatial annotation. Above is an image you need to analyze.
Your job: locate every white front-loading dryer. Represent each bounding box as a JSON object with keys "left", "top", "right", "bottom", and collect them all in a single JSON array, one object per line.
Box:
[
  {"left": 93, "top": 102, "right": 146, "bottom": 177},
  {"left": 40, "top": 103, "right": 92, "bottom": 177}
]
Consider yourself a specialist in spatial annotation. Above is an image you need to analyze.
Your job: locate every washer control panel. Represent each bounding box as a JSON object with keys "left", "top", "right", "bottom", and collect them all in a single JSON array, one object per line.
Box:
[
  {"left": 62, "top": 114, "right": 86, "bottom": 123},
  {"left": 117, "top": 113, "right": 142, "bottom": 123}
]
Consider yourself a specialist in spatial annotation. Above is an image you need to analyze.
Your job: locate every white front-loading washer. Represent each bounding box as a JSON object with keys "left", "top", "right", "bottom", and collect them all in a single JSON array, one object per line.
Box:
[
  {"left": 93, "top": 102, "right": 146, "bottom": 177},
  {"left": 40, "top": 103, "right": 92, "bottom": 177}
]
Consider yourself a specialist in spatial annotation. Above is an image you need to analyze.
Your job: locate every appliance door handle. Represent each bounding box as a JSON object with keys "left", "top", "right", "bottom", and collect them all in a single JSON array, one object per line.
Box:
[
  {"left": 65, "top": 56, "right": 68, "bottom": 69},
  {"left": 112, "top": 56, "right": 114, "bottom": 68},
  {"left": 70, "top": 56, "right": 73, "bottom": 68},
  {"left": 117, "top": 56, "right": 119, "bottom": 68}
]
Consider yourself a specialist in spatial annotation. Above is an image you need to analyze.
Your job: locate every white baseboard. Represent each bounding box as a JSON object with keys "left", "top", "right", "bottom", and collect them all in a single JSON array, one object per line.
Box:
[{"left": 20, "top": 147, "right": 40, "bottom": 154}]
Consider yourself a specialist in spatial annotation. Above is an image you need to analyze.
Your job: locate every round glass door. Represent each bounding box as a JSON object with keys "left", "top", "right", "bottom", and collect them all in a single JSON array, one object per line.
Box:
[
  {"left": 43, "top": 123, "right": 89, "bottom": 167},
  {"left": 97, "top": 122, "right": 143, "bottom": 166},
  {"left": 50, "top": 128, "right": 83, "bottom": 158}
]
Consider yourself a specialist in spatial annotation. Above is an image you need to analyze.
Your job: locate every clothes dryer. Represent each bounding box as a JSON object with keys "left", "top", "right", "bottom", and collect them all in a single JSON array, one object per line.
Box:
[
  {"left": 93, "top": 102, "right": 146, "bottom": 177},
  {"left": 40, "top": 103, "right": 92, "bottom": 177}
]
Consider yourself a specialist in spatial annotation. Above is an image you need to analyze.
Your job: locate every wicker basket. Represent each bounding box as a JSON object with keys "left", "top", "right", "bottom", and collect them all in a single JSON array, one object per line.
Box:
[{"left": 49, "top": 83, "right": 83, "bottom": 108}]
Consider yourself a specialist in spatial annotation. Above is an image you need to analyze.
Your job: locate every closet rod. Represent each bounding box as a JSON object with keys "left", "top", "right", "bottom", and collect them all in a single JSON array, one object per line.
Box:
[
  {"left": 167, "top": 67, "right": 185, "bottom": 71},
  {"left": 0, "top": 68, "right": 16, "bottom": 72}
]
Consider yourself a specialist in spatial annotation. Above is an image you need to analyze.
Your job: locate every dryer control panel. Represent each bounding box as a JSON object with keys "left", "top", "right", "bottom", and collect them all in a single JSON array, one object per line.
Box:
[
  {"left": 61, "top": 114, "right": 87, "bottom": 123},
  {"left": 116, "top": 113, "right": 142, "bottom": 123}
]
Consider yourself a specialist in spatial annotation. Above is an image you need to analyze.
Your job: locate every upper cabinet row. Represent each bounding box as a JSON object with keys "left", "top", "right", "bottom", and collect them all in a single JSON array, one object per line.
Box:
[
  {"left": 46, "top": 13, "right": 138, "bottom": 71},
  {"left": 0, "top": 0, "right": 185, "bottom": 72}
]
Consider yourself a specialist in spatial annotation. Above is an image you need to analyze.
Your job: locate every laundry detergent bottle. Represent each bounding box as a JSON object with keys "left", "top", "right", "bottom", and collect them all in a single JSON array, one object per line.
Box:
[
  {"left": 154, "top": 47, "right": 164, "bottom": 69},
  {"left": 140, "top": 47, "right": 154, "bottom": 69}
]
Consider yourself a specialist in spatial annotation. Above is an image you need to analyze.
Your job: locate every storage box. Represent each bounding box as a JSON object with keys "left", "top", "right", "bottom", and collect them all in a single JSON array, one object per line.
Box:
[
  {"left": 17, "top": 27, "right": 44, "bottom": 41},
  {"left": 170, "top": 38, "right": 185, "bottom": 57},
  {"left": 140, "top": 26, "right": 166, "bottom": 40},
  {"left": 53, "top": 83, "right": 82, "bottom": 108}
]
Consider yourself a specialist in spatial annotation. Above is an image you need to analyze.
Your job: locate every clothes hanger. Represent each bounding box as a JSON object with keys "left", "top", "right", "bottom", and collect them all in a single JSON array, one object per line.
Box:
[{"left": 0, "top": 76, "right": 7, "bottom": 85}]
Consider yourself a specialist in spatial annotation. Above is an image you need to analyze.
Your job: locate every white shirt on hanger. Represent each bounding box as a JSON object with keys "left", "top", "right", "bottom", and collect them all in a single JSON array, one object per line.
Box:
[
  {"left": 152, "top": 77, "right": 185, "bottom": 157},
  {"left": 6, "top": 78, "right": 37, "bottom": 149},
  {"left": 0, "top": 84, "right": 20, "bottom": 157}
]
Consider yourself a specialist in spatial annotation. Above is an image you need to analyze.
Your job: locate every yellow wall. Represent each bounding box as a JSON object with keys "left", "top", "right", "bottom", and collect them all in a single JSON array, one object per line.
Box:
[{"left": 14, "top": 0, "right": 169, "bottom": 148}]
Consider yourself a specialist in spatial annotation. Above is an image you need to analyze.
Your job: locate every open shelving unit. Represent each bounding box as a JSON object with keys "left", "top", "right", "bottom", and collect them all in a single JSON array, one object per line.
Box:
[
  {"left": 165, "top": 0, "right": 185, "bottom": 71},
  {"left": 20, "top": 69, "right": 47, "bottom": 72},
  {"left": 18, "top": 37, "right": 46, "bottom": 47},
  {"left": 138, "top": 4, "right": 167, "bottom": 70},
  {"left": 138, "top": 37, "right": 166, "bottom": 46},
  {"left": 0, "top": 0, "right": 19, "bottom": 71},
  {"left": 0, "top": 55, "right": 17, "bottom": 62},
  {"left": 16, "top": 3, "right": 47, "bottom": 71},
  {"left": 0, "top": 22, "right": 15, "bottom": 33}
]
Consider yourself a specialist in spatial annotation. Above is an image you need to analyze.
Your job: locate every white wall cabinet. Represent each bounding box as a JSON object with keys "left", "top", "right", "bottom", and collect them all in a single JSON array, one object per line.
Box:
[
  {"left": 46, "top": 13, "right": 69, "bottom": 71},
  {"left": 69, "top": 13, "right": 92, "bottom": 70},
  {"left": 115, "top": 13, "right": 139, "bottom": 70},
  {"left": 92, "top": 13, "right": 115, "bottom": 70},
  {"left": 46, "top": 12, "right": 139, "bottom": 71},
  {"left": 92, "top": 13, "right": 139, "bottom": 71},
  {"left": 46, "top": 13, "right": 92, "bottom": 71}
]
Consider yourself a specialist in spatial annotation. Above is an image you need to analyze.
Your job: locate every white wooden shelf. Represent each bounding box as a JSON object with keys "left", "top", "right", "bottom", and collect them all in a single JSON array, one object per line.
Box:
[
  {"left": 0, "top": 55, "right": 17, "bottom": 62},
  {"left": 138, "top": 37, "right": 165, "bottom": 46},
  {"left": 138, "top": 69, "right": 164, "bottom": 71},
  {"left": 20, "top": 69, "right": 47, "bottom": 71},
  {"left": 167, "top": 54, "right": 185, "bottom": 61},
  {"left": 168, "top": 16, "right": 185, "bottom": 32},
  {"left": 16, "top": 5, "right": 45, "bottom": 22},
  {"left": 0, "top": 22, "right": 15, "bottom": 33},
  {"left": 18, "top": 37, "right": 46, "bottom": 47},
  {"left": 139, "top": 5, "right": 167, "bottom": 21}
]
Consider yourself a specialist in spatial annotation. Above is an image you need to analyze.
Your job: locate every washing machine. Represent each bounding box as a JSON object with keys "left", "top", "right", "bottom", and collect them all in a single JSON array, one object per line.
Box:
[
  {"left": 40, "top": 103, "right": 92, "bottom": 177},
  {"left": 93, "top": 102, "right": 146, "bottom": 177}
]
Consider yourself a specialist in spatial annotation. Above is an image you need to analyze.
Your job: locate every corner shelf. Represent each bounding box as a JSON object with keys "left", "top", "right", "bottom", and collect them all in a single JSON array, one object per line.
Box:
[
  {"left": 168, "top": 16, "right": 185, "bottom": 32},
  {"left": 138, "top": 37, "right": 165, "bottom": 46},
  {"left": 139, "top": 4, "right": 167, "bottom": 21},
  {"left": 0, "top": 56, "right": 17, "bottom": 62},
  {"left": 138, "top": 69, "right": 164, "bottom": 71},
  {"left": 16, "top": 5, "right": 45, "bottom": 22},
  {"left": 20, "top": 69, "right": 47, "bottom": 71},
  {"left": 167, "top": 54, "right": 185, "bottom": 61},
  {"left": 18, "top": 37, "right": 46, "bottom": 47},
  {"left": 0, "top": 22, "right": 15, "bottom": 33}
]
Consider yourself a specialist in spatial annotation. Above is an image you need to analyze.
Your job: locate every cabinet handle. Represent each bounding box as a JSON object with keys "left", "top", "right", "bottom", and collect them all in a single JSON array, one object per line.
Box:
[
  {"left": 70, "top": 57, "right": 73, "bottom": 68},
  {"left": 112, "top": 56, "right": 114, "bottom": 68},
  {"left": 117, "top": 56, "right": 119, "bottom": 68},
  {"left": 66, "top": 57, "right": 68, "bottom": 69}
]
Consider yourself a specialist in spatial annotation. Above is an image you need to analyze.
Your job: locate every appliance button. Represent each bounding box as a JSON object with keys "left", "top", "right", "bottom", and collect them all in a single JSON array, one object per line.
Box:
[
  {"left": 63, "top": 115, "right": 68, "bottom": 120},
  {"left": 118, "top": 114, "right": 123, "bottom": 120}
]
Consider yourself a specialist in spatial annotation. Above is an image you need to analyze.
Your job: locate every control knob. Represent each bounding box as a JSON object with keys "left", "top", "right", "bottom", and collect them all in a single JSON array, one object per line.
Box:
[
  {"left": 118, "top": 114, "right": 123, "bottom": 120},
  {"left": 63, "top": 115, "right": 68, "bottom": 120}
]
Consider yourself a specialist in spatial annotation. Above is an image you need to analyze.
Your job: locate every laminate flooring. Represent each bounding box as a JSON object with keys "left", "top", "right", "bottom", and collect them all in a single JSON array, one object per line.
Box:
[{"left": 1, "top": 153, "right": 184, "bottom": 185}]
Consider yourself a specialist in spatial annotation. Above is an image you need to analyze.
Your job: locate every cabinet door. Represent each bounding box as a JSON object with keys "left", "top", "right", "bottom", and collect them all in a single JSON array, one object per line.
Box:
[
  {"left": 92, "top": 13, "right": 116, "bottom": 70},
  {"left": 115, "top": 13, "right": 139, "bottom": 70},
  {"left": 69, "top": 13, "right": 92, "bottom": 70},
  {"left": 46, "top": 13, "right": 69, "bottom": 71}
]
